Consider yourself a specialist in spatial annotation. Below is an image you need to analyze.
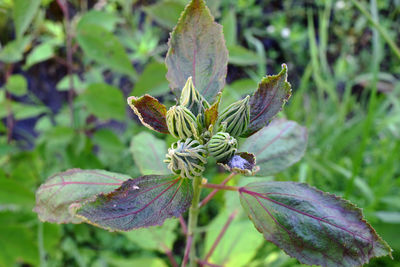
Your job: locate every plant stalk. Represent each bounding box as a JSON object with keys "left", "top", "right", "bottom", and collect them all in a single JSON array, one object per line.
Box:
[{"left": 186, "top": 175, "right": 202, "bottom": 267}]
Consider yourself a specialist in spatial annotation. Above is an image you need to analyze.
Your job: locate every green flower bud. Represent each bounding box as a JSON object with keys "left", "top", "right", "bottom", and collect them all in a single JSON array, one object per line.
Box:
[
  {"left": 180, "top": 77, "right": 209, "bottom": 129},
  {"left": 207, "top": 132, "right": 238, "bottom": 161},
  {"left": 216, "top": 95, "right": 250, "bottom": 137},
  {"left": 166, "top": 105, "right": 199, "bottom": 139},
  {"left": 164, "top": 138, "right": 207, "bottom": 179}
]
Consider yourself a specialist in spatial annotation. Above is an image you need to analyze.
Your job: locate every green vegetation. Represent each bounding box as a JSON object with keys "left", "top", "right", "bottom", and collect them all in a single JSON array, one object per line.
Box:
[{"left": 0, "top": 0, "right": 399, "bottom": 266}]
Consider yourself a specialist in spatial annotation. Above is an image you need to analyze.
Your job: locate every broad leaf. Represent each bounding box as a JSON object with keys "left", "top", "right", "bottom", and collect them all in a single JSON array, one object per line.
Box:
[
  {"left": 130, "top": 132, "right": 170, "bottom": 175},
  {"left": 132, "top": 61, "right": 169, "bottom": 96},
  {"left": 241, "top": 119, "right": 307, "bottom": 176},
  {"left": 218, "top": 152, "right": 258, "bottom": 176},
  {"left": 76, "top": 175, "right": 193, "bottom": 231},
  {"left": 165, "top": 0, "right": 228, "bottom": 102},
  {"left": 13, "top": 0, "right": 41, "bottom": 38},
  {"left": 239, "top": 181, "right": 392, "bottom": 266},
  {"left": 35, "top": 169, "right": 130, "bottom": 223},
  {"left": 127, "top": 95, "right": 169, "bottom": 134},
  {"left": 76, "top": 23, "right": 136, "bottom": 77},
  {"left": 242, "top": 64, "right": 291, "bottom": 137},
  {"left": 6, "top": 74, "right": 27, "bottom": 96},
  {"left": 143, "top": 0, "right": 185, "bottom": 29},
  {"left": 81, "top": 83, "right": 126, "bottom": 121}
]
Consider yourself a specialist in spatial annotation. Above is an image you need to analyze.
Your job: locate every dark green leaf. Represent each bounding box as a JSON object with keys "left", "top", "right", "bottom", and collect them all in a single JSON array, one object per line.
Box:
[
  {"left": 130, "top": 132, "right": 169, "bottom": 175},
  {"left": 6, "top": 74, "right": 27, "bottom": 96},
  {"left": 81, "top": 83, "right": 125, "bottom": 121},
  {"left": 242, "top": 64, "right": 291, "bottom": 137},
  {"left": 76, "top": 23, "right": 136, "bottom": 77},
  {"left": 76, "top": 175, "right": 193, "bottom": 231},
  {"left": 239, "top": 181, "right": 392, "bottom": 266},
  {"left": 13, "top": 0, "right": 41, "bottom": 38},
  {"left": 35, "top": 169, "right": 130, "bottom": 223},
  {"left": 166, "top": 0, "right": 228, "bottom": 102},
  {"left": 127, "top": 94, "right": 169, "bottom": 134},
  {"left": 132, "top": 61, "right": 169, "bottom": 96},
  {"left": 241, "top": 119, "right": 307, "bottom": 176},
  {"left": 143, "top": 0, "right": 185, "bottom": 29}
]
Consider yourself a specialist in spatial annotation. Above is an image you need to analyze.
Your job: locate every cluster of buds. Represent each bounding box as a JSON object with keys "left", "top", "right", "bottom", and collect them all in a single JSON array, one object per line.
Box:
[{"left": 164, "top": 77, "right": 250, "bottom": 179}]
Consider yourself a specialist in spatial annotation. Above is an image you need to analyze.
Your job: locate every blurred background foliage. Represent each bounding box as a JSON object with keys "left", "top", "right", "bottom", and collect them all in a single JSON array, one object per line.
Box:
[{"left": 0, "top": 0, "right": 400, "bottom": 266}]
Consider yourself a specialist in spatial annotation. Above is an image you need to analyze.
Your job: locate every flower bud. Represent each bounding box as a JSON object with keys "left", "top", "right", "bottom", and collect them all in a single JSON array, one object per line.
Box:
[
  {"left": 164, "top": 138, "right": 207, "bottom": 179},
  {"left": 216, "top": 95, "right": 250, "bottom": 137},
  {"left": 207, "top": 132, "right": 238, "bottom": 161},
  {"left": 166, "top": 105, "right": 199, "bottom": 139}
]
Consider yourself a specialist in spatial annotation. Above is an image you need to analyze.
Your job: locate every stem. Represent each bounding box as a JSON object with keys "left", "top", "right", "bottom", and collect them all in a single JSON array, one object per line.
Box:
[
  {"left": 200, "top": 183, "right": 239, "bottom": 191},
  {"left": 179, "top": 215, "right": 188, "bottom": 235},
  {"left": 199, "top": 173, "right": 236, "bottom": 207},
  {"left": 186, "top": 176, "right": 202, "bottom": 267},
  {"left": 5, "top": 64, "right": 14, "bottom": 144}
]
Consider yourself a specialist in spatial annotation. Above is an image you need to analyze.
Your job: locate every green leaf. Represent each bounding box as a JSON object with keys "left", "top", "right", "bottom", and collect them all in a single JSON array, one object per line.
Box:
[
  {"left": 132, "top": 61, "right": 169, "bottom": 96},
  {"left": 204, "top": 211, "right": 264, "bottom": 267},
  {"left": 0, "top": 35, "right": 31, "bottom": 63},
  {"left": 166, "top": 0, "right": 228, "bottom": 102},
  {"left": 242, "top": 64, "right": 292, "bottom": 137},
  {"left": 127, "top": 94, "right": 169, "bottom": 134},
  {"left": 34, "top": 169, "right": 130, "bottom": 224},
  {"left": 124, "top": 219, "right": 177, "bottom": 251},
  {"left": 143, "top": 0, "right": 185, "bottom": 29},
  {"left": 0, "top": 177, "right": 35, "bottom": 209},
  {"left": 76, "top": 23, "right": 136, "bottom": 77},
  {"left": 6, "top": 74, "right": 27, "bottom": 96},
  {"left": 56, "top": 74, "right": 86, "bottom": 94},
  {"left": 228, "top": 45, "right": 260, "bottom": 66},
  {"left": 240, "top": 119, "right": 307, "bottom": 176},
  {"left": 221, "top": 9, "right": 237, "bottom": 47},
  {"left": 239, "top": 181, "right": 393, "bottom": 266},
  {"left": 0, "top": 225, "right": 39, "bottom": 266},
  {"left": 13, "top": 0, "right": 41, "bottom": 38},
  {"left": 76, "top": 175, "right": 193, "bottom": 231},
  {"left": 130, "top": 132, "right": 169, "bottom": 175},
  {"left": 78, "top": 10, "right": 122, "bottom": 32},
  {"left": 105, "top": 257, "right": 168, "bottom": 267},
  {"left": 24, "top": 42, "right": 55, "bottom": 69},
  {"left": 81, "top": 83, "right": 125, "bottom": 121},
  {"left": 92, "top": 129, "right": 124, "bottom": 153}
]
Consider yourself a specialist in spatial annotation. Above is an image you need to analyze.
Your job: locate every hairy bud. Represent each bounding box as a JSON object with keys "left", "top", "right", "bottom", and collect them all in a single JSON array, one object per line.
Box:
[
  {"left": 164, "top": 138, "right": 207, "bottom": 179},
  {"left": 207, "top": 132, "right": 238, "bottom": 161},
  {"left": 216, "top": 95, "right": 250, "bottom": 137},
  {"left": 166, "top": 105, "right": 199, "bottom": 139}
]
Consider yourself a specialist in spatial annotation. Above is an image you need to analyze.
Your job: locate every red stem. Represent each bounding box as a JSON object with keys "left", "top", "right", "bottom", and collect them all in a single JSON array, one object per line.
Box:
[
  {"left": 160, "top": 243, "right": 178, "bottom": 267},
  {"left": 204, "top": 210, "right": 238, "bottom": 262},
  {"left": 182, "top": 235, "right": 192, "bottom": 267},
  {"left": 197, "top": 259, "right": 222, "bottom": 267},
  {"left": 199, "top": 173, "right": 236, "bottom": 207},
  {"left": 179, "top": 215, "right": 188, "bottom": 235},
  {"left": 200, "top": 183, "right": 238, "bottom": 192}
]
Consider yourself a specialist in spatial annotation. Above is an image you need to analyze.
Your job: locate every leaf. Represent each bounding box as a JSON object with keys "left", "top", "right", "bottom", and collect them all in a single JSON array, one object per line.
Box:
[
  {"left": 124, "top": 219, "right": 178, "bottom": 251},
  {"left": 239, "top": 181, "right": 393, "bottom": 266},
  {"left": 204, "top": 93, "right": 221, "bottom": 128},
  {"left": 143, "top": 0, "right": 186, "bottom": 29},
  {"left": 13, "top": 0, "right": 41, "bottom": 38},
  {"left": 127, "top": 95, "right": 169, "bottom": 134},
  {"left": 76, "top": 175, "right": 193, "bottom": 231},
  {"left": 228, "top": 45, "right": 260, "bottom": 66},
  {"left": 221, "top": 9, "right": 237, "bottom": 47},
  {"left": 34, "top": 169, "right": 130, "bottom": 224},
  {"left": 6, "top": 74, "right": 27, "bottom": 96},
  {"left": 165, "top": 0, "right": 228, "bottom": 102},
  {"left": 132, "top": 61, "right": 169, "bottom": 96},
  {"left": 24, "top": 42, "right": 55, "bottom": 69},
  {"left": 218, "top": 152, "right": 259, "bottom": 176},
  {"left": 241, "top": 119, "right": 307, "bottom": 176},
  {"left": 0, "top": 35, "right": 31, "bottom": 63},
  {"left": 242, "top": 64, "right": 292, "bottom": 137},
  {"left": 0, "top": 177, "right": 35, "bottom": 208},
  {"left": 76, "top": 23, "right": 136, "bottom": 77},
  {"left": 80, "top": 83, "right": 125, "bottom": 121},
  {"left": 56, "top": 74, "right": 86, "bottom": 94},
  {"left": 78, "top": 10, "right": 122, "bottom": 32},
  {"left": 130, "top": 132, "right": 170, "bottom": 175}
]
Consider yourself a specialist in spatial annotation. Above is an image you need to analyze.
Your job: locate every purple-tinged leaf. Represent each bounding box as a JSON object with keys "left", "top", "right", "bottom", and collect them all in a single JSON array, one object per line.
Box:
[
  {"left": 165, "top": 0, "right": 228, "bottom": 103},
  {"left": 76, "top": 175, "right": 193, "bottom": 231},
  {"left": 34, "top": 169, "right": 130, "bottom": 224},
  {"left": 127, "top": 95, "right": 169, "bottom": 134},
  {"left": 242, "top": 64, "right": 291, "bottom": 137},
  {"left": 204, "top": 93, "right": 221, "bottom": 128},
  {"left": 239, "top": 181, "right": 392, "bottom": 266},
  {"left": 241, "top": 119, "right": 307, "bottom": 176},
  {"left": 218, "top": 152, "right": 259, "bottom": 176}
]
